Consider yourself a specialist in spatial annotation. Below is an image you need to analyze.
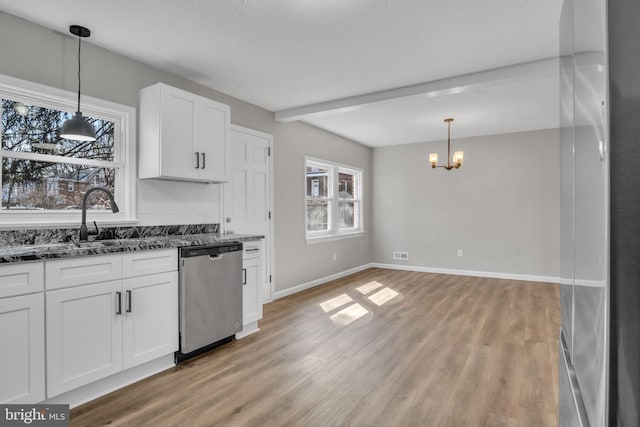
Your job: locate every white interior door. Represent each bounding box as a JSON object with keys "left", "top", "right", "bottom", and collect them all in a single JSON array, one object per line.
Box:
[{"left": 224, "top": 125, "right": 273, "bottom": 302}]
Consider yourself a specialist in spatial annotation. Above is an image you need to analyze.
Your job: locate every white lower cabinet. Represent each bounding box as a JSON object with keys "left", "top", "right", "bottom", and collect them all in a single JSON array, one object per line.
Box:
[
  {"left": 46, "top": 281, "right": 124, "bottom": 397},
  {"left": 240, "top": 241, "right": 263, "bottom": 336},
  {"left": 0, "top": 293, "right": 45, "bottom": 404},
  {"left": 45, "top": 249, "right": 178, "bottom": 398},
  {"left": 122, "top": 272, "right": 178, "bottom": 369},
  {"left": 242, "top": 258, "right": 262, "bottom": 325}
]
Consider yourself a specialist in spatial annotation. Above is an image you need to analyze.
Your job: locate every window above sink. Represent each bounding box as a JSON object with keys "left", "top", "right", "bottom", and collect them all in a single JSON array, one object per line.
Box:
[{"left": 0, "top": 73, "right": 137, "bottom": 229}]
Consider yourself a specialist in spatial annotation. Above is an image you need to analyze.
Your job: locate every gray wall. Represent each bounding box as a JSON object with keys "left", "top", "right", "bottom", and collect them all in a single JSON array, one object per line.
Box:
[
  {"left": 371, "top": 129, "right": 560, "bottom": 277},
  {"left": 271, "top": 121, "right": 372, "bottom": 292},
  {"left": 0, "top": 11, "right": 372, "bottom": 294},
  {"left": 0, "top": 11, "right": 560, "bottom": 292}
]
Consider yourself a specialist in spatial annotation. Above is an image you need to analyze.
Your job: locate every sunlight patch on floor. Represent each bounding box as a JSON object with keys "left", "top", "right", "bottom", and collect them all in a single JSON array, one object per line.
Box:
[
  {"left": 329, "top": 303, "right": 369, "bottom": 326},
  {"left": 320, "top": 293, "right": 353, "bottom": 313},
  {"left": 356, "top": 281, "right": 384, "bottom": 295},
  {"left": 367, "top": 287, "right": 400, "bottom": 306}
]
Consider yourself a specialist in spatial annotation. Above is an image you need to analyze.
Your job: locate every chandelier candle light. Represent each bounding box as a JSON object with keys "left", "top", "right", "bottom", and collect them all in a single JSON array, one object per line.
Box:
[{"left": 429, "top": 118, "right": 463, "bottom": 170}]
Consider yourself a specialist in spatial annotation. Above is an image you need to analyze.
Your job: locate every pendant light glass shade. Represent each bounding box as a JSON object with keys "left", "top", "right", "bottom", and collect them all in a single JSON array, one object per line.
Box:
[
  {"left": 60, "top": 25, "right": 96, "bottom": 142},
  {"left": 60, "top": 111, "right": 96, "bottom": 141}
]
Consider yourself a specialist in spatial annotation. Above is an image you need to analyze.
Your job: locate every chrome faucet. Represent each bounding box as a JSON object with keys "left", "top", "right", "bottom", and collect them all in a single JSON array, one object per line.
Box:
[{"left": 79, "top": 187, "right": 119, "bottom": 241}]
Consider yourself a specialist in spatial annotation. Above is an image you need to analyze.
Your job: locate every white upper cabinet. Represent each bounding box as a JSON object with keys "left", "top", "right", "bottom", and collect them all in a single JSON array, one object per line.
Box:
[{"left": 139, "top": 83, "right": 230, "bottom": 183}]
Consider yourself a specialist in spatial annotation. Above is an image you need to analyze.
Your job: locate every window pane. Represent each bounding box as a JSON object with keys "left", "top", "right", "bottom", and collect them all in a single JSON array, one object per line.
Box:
[
  {"left": 339, "top": 201, "right": 356, "bottom": 229},
  {"left": 338, "top": 172, "right": 355, "bottom": 199},
  {"left": 2, "top": 98, "right": 115, "bottom": 161},
  {"left": 307, "top": 199, "right": 329, "bottom": 231},
  {"left": 306, "top": 165, "right": 329, "bottom": 197},
  {"left": 2, "top": 158, "right": 116, "bottom": 210}
]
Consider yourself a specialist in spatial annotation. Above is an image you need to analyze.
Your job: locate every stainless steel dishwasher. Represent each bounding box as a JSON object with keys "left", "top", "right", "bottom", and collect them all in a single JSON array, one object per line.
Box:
[{"left": 176, "top": 242, "right": 243, "bottom": 362}]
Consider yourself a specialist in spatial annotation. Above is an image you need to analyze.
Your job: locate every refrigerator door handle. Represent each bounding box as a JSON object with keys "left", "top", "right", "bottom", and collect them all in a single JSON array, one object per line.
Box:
[{"left": 599, "top": 101, "right": 608, "bottom": 161}]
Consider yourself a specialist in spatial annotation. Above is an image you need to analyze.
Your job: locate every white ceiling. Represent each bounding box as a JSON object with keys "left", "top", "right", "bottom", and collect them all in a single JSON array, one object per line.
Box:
[{"left": 0, "top": 0, "right": 562, "bottom": 146}]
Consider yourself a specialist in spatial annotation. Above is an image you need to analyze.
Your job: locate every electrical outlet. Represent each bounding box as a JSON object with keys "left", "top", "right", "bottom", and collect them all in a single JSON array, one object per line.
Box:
[
  {"left": 457, "top": 249, "right": 463, "bottom": 257},
  {"left": 333, "top": 252, "right": 337, "bottom": 262},
  {"left": 393, "top": 251, "right": 409, "bottom": 260}
]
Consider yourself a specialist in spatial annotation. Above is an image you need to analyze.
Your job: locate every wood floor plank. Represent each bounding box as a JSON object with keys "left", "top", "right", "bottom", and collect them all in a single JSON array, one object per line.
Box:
[{"left": 70, "top": 268, "right": 560, "bottom": 427}]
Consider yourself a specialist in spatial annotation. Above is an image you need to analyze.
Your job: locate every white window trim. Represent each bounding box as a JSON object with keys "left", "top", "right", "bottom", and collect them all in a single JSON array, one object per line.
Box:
[
  {"left": 305, "top": 156, "right": 364, "bottom": 244},
  {"left": 0, "top": 73, "right": 137, "bottom": 229}
]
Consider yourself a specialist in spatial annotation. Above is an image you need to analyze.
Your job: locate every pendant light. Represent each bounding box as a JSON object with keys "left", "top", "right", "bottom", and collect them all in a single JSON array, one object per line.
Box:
[
  {"left": 429, "top": 118, "right": 463, "bottom": 170},
  {"left": 60, "top": 25, "right": 96, "bottom": 142}
]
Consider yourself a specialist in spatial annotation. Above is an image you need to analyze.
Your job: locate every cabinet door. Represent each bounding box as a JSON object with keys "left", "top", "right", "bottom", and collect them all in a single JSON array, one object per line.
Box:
[
  {"left": 197, "top": 99, "right": 230, "bottom": 182},
  {"left": 242, "top": 259, "right": 262, "bottom": 325},
  {"left": 160, "top": 85, "right": 198, "bottom": 180},
  {"left": 0, "top": 293, "right": 45, "bottom": 404},
  {"left": 122, "top": 272, "right": 178, "bottom": 369},
  {"left": 140, "top": 83, "right": 230, "bottom": 183},
  {"left": 46, "top": 281, "right": 123, "bottom": 397}
]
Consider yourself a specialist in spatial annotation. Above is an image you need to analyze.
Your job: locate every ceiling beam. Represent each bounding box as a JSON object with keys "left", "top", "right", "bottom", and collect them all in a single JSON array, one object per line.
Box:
[{"left": 274, "top": 56, "right": 559, "bottom": 123}]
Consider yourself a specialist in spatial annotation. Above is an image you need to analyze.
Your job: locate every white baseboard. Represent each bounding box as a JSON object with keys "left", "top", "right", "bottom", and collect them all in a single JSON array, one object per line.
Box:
[
  {"left": 574, "top": 278, "right": 606, "bottom": 288},
  {"left": 273, "top": 263, "right": 560, "bottom": 300},
  {"left": 237, "top": 321, "right": 260, "bottom": 339},
  {"left": 370, "top": 263, "right": 560, "bottom": 284},
  {"left": 274, "top": 264, "right": 371, "bottom": 299}
]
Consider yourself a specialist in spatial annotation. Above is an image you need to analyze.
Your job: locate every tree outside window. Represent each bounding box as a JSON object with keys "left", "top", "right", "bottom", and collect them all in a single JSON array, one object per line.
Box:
[
  {"left": 0, "top": 74, "right": 135, "bottom": 226},
  {"left": 305, "top": 157, "right": 363, "bottom": 242},
  {"left": 1, "top": 98, "right": 118, "bottom": 211}
]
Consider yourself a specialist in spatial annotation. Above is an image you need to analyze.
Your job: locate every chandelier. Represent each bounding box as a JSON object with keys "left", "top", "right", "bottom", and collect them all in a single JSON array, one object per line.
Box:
[{"left": 429, "top": 118, "right": 463, "bottom": 170}]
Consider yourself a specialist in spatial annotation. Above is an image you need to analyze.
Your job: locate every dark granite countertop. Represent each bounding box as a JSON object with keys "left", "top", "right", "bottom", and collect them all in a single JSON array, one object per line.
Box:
[{"left": 0, "top": 233, "right": 263, "bottom": 264}]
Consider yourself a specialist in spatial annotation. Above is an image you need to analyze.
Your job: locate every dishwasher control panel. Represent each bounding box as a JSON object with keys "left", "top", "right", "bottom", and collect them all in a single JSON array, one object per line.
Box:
[{"left": 180, "top": 242, "right": 243, "bottom": 258}]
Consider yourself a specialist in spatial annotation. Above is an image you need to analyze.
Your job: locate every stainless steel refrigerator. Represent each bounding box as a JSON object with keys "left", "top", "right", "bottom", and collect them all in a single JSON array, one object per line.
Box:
[{"left": 559, "top": 0, "right": 640, "bottom": 425}]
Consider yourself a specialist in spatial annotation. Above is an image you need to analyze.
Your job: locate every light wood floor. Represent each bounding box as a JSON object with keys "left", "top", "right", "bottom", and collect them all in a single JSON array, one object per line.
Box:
[{"left": 71, "top": 268, "right": 560, "bottom": 426}]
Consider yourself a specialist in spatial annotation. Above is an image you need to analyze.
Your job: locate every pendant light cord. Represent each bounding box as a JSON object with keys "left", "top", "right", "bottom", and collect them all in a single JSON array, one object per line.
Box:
[{"left": 76, "top": 34, "right": 82, "bottom": 113}]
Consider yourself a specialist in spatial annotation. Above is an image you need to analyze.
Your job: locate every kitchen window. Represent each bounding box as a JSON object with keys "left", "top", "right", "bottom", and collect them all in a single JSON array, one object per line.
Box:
[
  {"left": 305, "top": 157, "right": 363, "bottom": 243},
  {"left": 0, "top": 74, "right": 136, "bottom": 227}
]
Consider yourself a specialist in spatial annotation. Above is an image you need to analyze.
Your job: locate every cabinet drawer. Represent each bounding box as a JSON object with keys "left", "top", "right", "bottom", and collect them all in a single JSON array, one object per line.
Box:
[
  {"left": 122, "top": 249, "right": 177, "bottom": 278},
  {"left": 242, "top": 241, "right": 262, "bottom": 260},
  {"left": 46, "top": 255, "right": 122, "bottom": 290},
  {"left": 0, "top": 262, "right": 44, "bottom": 299}
]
